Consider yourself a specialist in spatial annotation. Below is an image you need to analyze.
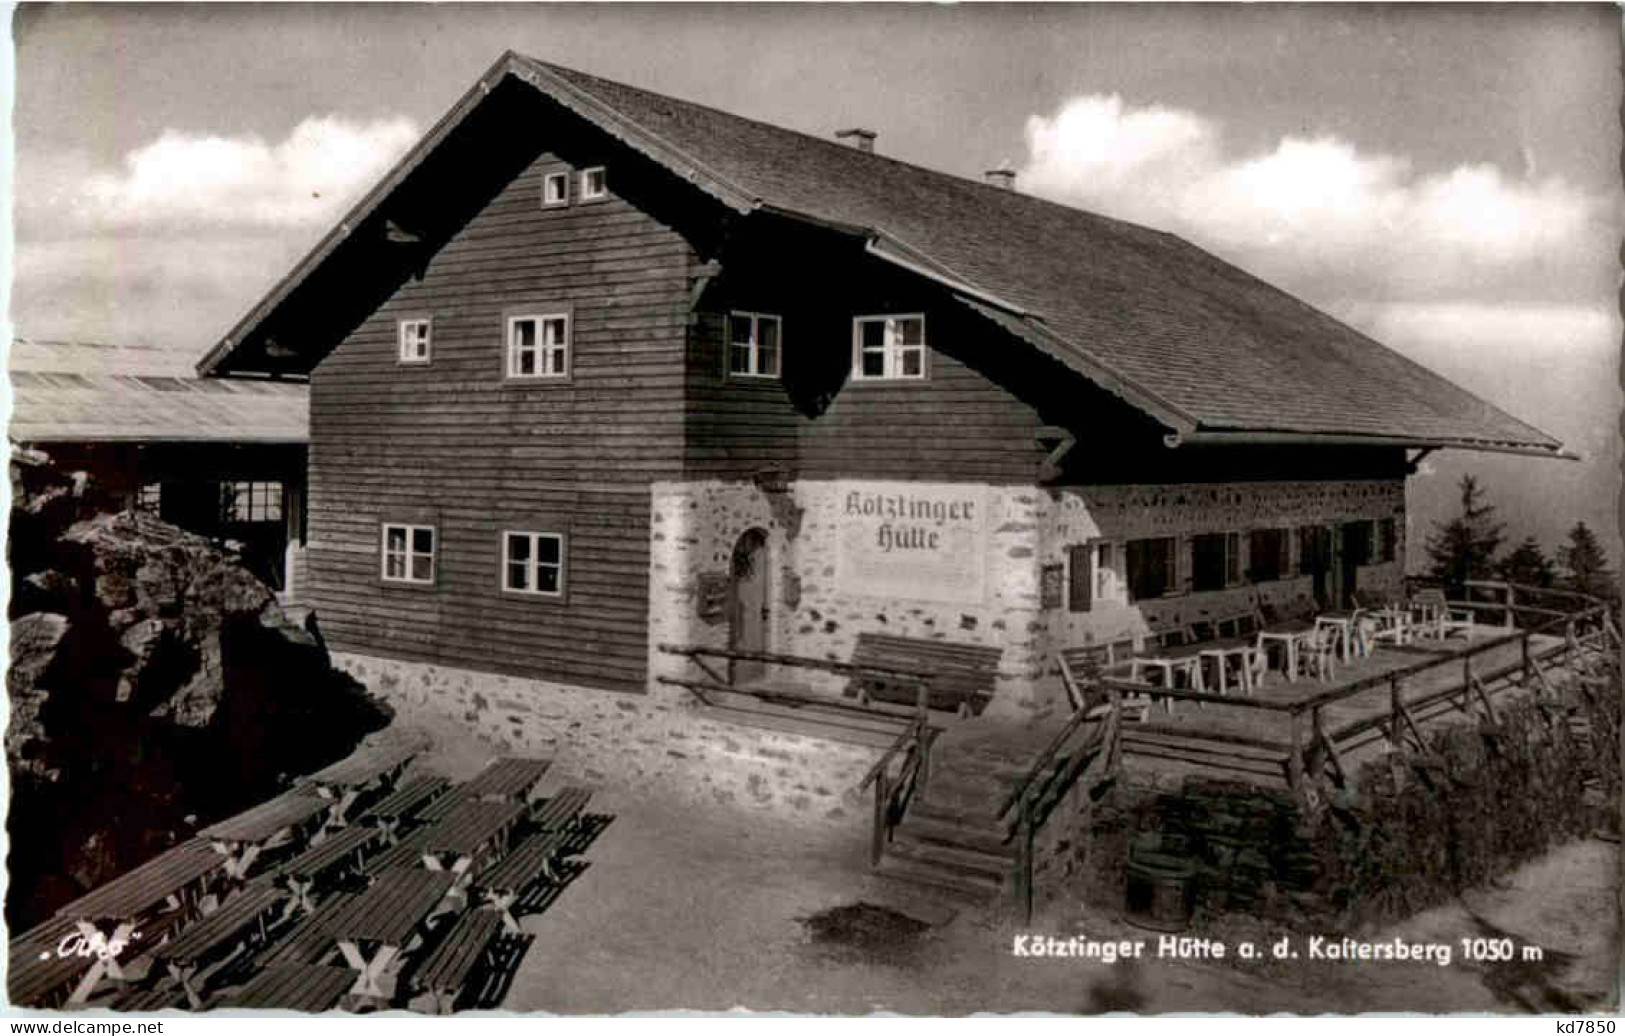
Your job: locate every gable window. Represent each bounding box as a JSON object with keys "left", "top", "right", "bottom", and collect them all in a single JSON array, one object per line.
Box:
[
  {"left": 381, "top": 523, "right": 435, "bottom": 584},
  {"left": 727, "top": 312, "right": 782, "bottom": 378},
  {"left": 1248, "top": 528, "right": 1289, "bottom": 583},
  {"left": 502, "top": 531, "right": 565, "bottom": 596},
  {"left": 580, "top": 166, "right": 607, "bottom": 201},
  {"left": 223, "top": 481, "right": 283, "bottom": 523},
  {"left": 1126, "top": 537, "right": 1177, "bottom": 602},
  {"left": 507, "top": 314, "right": 570, "bottom": 378},
  {"left": 1192, "top": 532, "right": 1241, "bottom": 592},
  {"left": 542, "top": 171, "right": 569, "bottom": 207},
  {"left": 852, "top": 315, "right": 926, "bottom": 380},
  {"left": 399, "top": 318, "right": 432, "bottom": 363}
]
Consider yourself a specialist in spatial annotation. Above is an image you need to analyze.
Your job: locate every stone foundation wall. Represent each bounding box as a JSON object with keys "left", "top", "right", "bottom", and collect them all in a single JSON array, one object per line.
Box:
[
  {"left": 334, "top": 651, "right": 877, "bottom": 827},
  {"left": 651, "top": 477, "right": 1406, "bottom": 717},
  {"left": 1040, "top": 678, "right": 1606, "bottom": 929}
]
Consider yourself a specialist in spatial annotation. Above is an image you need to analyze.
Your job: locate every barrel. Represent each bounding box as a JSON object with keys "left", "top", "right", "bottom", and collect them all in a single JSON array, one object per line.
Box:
[{"left": 1123, "top": 850, "right": 1196, "bottom": 931}]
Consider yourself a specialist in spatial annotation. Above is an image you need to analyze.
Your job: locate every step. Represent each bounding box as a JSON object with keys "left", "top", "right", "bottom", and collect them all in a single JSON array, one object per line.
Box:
[
  {"left": 895, "top": 814, "right": 1019, "bottom": 858},
  {"left": 874, "top": 855, "right": 1002, "bottom": 905},
  {"left": 886, "top": 835, "right": 1015, "bottom": 883},
  {"left": 909, "top": 797, "right": 1007, "bottom": 832}
]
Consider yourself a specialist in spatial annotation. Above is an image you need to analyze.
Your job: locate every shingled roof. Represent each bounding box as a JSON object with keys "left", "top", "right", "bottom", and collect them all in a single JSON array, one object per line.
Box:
[
  {"left": 200, "top": 51, "right": 1562, "bottom": 458},
  {"left": 12, "top": 338, "right": 307, "bottom": 444}
]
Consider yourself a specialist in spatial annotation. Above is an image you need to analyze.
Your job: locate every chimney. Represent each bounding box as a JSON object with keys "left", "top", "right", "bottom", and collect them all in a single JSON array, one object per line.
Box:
[
  {"left": 984, "top": 166, "right": 1017, "bottom": 191},
  {"left": 835, "top": 127, "right": 877, "bottom": 153}
]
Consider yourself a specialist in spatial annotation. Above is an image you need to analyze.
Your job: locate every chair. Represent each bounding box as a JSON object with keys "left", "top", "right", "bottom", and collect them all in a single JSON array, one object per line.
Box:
[
  {"left": 1301, "top": 622, "right": 1340, "bottom": 682},
  {"left": 1410, "top": 588, "right": 1475, "bottom": 640}
]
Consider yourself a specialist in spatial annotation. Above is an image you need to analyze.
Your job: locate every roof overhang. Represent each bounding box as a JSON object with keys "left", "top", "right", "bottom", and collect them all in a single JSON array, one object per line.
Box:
[{"left": 1164, "top": 428, "right": 1576, "bottom": 461}]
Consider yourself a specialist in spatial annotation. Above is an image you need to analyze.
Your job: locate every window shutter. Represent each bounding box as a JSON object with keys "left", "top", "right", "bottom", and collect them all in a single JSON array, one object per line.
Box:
[{"left": 1068, "top": 544, "right": 1092, "bottom": 613}]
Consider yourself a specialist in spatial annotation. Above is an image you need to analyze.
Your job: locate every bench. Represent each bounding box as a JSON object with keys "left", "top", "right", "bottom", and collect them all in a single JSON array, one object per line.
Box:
[
  {"left": 530, "top": 787, "right": 592, "bottom": 835},
  {"left": 406, "top": 908, "right": 504, "bottom": 1014},
  {"left": 151, "top": 884, "right": 287, "bottom": 1007},
  {"left": 107, "top": 982, "right": 188, "bottom": 1013},
  {"left": 361, "top": 828, "right": 434, "bottom": 878},
  {"left": 208, "top": 962, "right": 356, "bottom": 1011},
  {"left": 845, "top": 634, "right": 1002, "bottom": 716},
  {"left": 358, "top": 775, "right": 450, "bottom": 840},
  {"left": 274, "top": 825, "right": 382, "bottom": 911},
  {"left": 469, "top": 829, "right": 574, "bottom": 932},
  {"left": 262, "top": 893, "right": 356, "bottom": 968},
  {"left": 8, "top": 918, "right": 94, "bottom": 1008}
]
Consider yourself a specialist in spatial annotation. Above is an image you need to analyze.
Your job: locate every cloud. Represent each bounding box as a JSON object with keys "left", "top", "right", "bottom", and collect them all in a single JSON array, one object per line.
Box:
[
  {"left": 1019, "top": 95, "right": 1614, "bottom": 308},
  {"left": 25, "top": 115, "right": 419, "bottom": 235}
]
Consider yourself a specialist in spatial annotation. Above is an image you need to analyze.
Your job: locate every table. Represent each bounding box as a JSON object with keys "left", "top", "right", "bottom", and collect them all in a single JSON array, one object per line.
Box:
[
  {"left": 1198, "top": 638, "right": 1261, "bottom": 696},
  {"left": 151, "top": 883, "right": 287, "bottom": 1007},
  {"left": 358, "top": 774, "right": 449, "bottom": 843},
  {"left": 416, "top": 800, "right": 529, "bottom": 878},
  {"left": 331, "top": 868, "right": 455, "bottom": 998},
  {"left": 1257, "top": 623, "right": 1318, "bottom": 682},
  {"left": 1128, "top": 644, "right": 1206, "bottom": 708},
  {"left": 52, "top": 839, "right": 226, "bottom": 1004},
  {"left": 300, "top": 736, "right": 426, "bottom": 826},
  {"left": 201, "top": 789, "right": 333, "bottom": 880},
  {"left": 459, "top": 757, "right": 552, "bottom": 803}
]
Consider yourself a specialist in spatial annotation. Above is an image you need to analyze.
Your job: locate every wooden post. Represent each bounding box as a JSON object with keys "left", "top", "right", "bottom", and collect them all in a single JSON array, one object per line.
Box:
[
  {"left": 870, "top": 768, "right": 888, "bottom": 867},
  {"left": 916, "top": 721, "right": 931, "bottom": 799},
  {"left": 1504, "top": 584, "right": 1516, "bottom": 629},
  {"left": 1015, "top": 812, "right": 1035, "bottom": 923},
  {"left": 1521, "top": 632, "right": 1532, "bottom": 691},
  {"left": 1388, "top": 674, "right": 1403, "bottom": 747},
  {"left": 1286, "top": 709, "right": 1305, "bottom": 795}
]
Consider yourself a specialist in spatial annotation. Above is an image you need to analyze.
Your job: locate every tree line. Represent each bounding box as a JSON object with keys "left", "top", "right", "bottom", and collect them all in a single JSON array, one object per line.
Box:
[{"left": 1424, "top": 474, "right": 1615, "bottom": 601}]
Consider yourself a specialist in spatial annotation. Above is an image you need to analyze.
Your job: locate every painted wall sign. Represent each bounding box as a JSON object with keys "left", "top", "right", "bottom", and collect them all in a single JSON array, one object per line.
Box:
[{"left": 835, "top": 482, "right": 988, "bottom": 604}]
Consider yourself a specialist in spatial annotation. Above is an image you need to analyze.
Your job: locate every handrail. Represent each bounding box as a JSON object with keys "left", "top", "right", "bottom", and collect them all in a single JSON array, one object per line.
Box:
[
  {"left": 858, "top": 716, "right": 923, "bottom": 791},
  {"left": 655, "top": 675, "right": 921, "bottom": 721},
  {"left": 996, "top": 706, "right": 1092, "bottom": 820},
  {"left": 658, "top": 643, "right": 930, "bottom": 682}
]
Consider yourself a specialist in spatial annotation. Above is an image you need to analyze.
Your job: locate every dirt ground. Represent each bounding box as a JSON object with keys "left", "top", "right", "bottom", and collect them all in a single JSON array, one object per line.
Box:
[{"left": 401, "top": 712, "right": 1619, "bottom": 1015}]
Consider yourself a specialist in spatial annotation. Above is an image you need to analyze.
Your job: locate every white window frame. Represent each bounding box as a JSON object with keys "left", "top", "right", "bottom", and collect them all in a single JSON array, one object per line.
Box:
[
  {"left": 726, "top": 311, "right": 783, "bottom": 379},
  {"left": 851, "top": 314, "right": 927, "bottom": 381},
  {"left": 506, "top": 313, "right": 571, "bottom": 379},
  {"left": 501, "top": 530, "right": 566, "bottom": 597},
  {"left": 223, "top": 481, "right": 283, "bottom": 524},
  {"left": 381, "top": 523, "right": 436, "bottom": 585},
  {"left": 398, "top": 318, "right": 432, "bottom": 364},
  {"left": 579, "top": 166, "right": 607, "bottom": 201},
  {"left": 541, "top": 171, "right": 569, "bottom": 208}
]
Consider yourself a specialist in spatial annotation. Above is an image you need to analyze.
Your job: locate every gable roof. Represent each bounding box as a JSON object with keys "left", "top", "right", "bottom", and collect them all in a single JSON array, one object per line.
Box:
[
  {"left": 12, "top": 338, "right": 307, "bottom": 445},
  {"left": 200, "top": 51, "right": 1564, "bottom": 459}
]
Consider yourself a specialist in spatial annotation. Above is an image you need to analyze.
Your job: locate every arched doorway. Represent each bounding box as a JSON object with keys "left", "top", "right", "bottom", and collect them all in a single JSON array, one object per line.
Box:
[{"left": 728, "top": 528, "right": 771, "bottom": 684}]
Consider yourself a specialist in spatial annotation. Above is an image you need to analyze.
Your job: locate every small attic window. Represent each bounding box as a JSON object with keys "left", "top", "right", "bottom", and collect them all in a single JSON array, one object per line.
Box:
[
  {"left": 542, "top": 171, "right": 569, "bottom": 207},
  {"left": 580, "top": 167, "right": 608, "bottom": 201}
]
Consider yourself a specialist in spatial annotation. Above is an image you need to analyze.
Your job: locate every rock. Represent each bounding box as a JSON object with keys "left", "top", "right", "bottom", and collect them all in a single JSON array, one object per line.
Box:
[{"left": 7, "top": 612, "right": 69, "bottom": 781}]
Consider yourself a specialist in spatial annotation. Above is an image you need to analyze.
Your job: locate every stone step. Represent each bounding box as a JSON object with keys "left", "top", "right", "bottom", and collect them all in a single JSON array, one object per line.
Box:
[
  {"left": 874, "top": 854, "right": 1002, "bottom": 906},
  {"left": 896, "top": 814, "right": 1018, "bottom": 858},
  {"left": 887, "top": 834, "right": 1016, "bottom": 883}
]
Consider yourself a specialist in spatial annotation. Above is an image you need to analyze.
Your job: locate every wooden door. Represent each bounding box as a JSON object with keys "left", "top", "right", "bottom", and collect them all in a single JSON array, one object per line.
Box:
[{"left": 729, "top": 529, "right": 770, "bottom": 684}]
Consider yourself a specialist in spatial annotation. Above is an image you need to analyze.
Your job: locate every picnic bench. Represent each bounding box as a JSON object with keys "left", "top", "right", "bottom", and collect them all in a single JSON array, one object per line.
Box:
[
  {"left": 151, "top": 884, "right": 287, "bottom": 1008},
  {"left": 330, "top": 868, "right": 456, "bottom": 998},
  {"left": 8, "top": 918, "right": 95, "bottom": 1008},
  {"left": 107, "top": 982, "right": 188, "bottom": 1013},
  {"left": 262, "top": 893, "right": 357, "bottom": 967},
  {"left": 299, "top": 735, "right": 426, "bottom": 826},
  {"left": 272, "top": 825, "right": 382, "bottom": 912},
  {"left": 415, "top": 800, "right": 529, "bottom": 877},
  {"left": 52, "top": 838, "right": 227, "bottom": 1003},
  {"left": 531, "top": 786, "right": 592, "bottom": 834},
  {"left": 201, "top": 789, "right": 333, "bottom": 879},
  {"left": 845, "top": 633, "right": 1002, "bottom": 716},
  {"left": 404, "top": 908, "right": 504, "bottom": 1014},
  {"left": 358, "top": 775, "right": 449, "bottom": 841},
  {"left": 469, "top": 828, "right": 574, "bottom": 932},
  {"left": 361, "top": 828, "right": 435, "bottom": 877},
  {"left": 209, "top": 962, "right": 356, "bottom": 1011},
  {"left": 458, "top": 757, "right": 552, "bottom": 803}
]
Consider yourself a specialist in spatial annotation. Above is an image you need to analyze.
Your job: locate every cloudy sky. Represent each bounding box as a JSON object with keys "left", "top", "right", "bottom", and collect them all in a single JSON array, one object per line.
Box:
[{"left": 10, "top": 3, "right": 1622, "bottom": 565}]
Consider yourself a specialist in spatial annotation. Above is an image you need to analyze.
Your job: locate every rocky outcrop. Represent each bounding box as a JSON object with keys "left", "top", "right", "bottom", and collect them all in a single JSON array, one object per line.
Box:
[{"left": 6, "top": 446, "right": 391, "bottom": 929}]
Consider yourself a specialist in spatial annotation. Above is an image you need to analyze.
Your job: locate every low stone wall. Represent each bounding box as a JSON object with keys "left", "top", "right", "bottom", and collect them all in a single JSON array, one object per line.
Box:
[
  {"left": 1039, "top": 675, "right": 1608, "bottom": 929},
  {"left": 333, "top": 651, "right": 878, "bottom": 828}
]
